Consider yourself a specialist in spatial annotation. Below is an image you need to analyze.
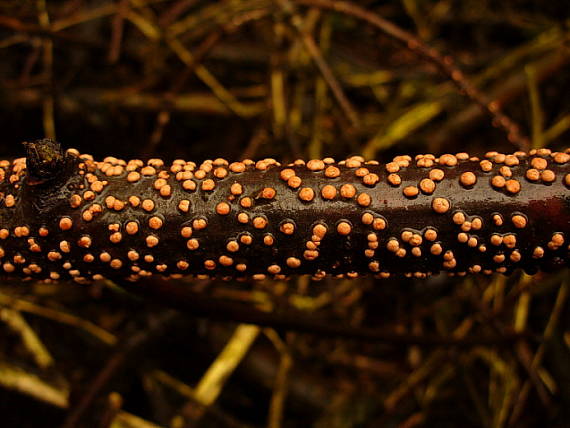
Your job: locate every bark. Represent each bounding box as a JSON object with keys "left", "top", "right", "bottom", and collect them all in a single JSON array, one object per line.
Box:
[{"left": 0, "top": 139, "right": 568, "bottom": 283}]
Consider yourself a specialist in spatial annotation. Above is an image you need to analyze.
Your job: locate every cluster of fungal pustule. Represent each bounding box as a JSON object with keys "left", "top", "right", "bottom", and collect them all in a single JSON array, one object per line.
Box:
[{"left": 0, "top": 140, "right": 568, "bottom": 283}]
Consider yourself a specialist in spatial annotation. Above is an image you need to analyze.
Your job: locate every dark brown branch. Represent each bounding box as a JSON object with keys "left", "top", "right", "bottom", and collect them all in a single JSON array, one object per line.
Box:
[{"left": 0, "top": 140, "right": 566, "bottom": 286}]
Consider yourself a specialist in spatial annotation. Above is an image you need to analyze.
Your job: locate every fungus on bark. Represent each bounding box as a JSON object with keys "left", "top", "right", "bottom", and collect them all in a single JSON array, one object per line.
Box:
[{"left": 0, "top": 139, "right": 567, "bottom": 284}]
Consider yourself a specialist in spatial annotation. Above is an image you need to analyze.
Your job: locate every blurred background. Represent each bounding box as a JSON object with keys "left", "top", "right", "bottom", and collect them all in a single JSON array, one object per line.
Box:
[{"left": 0, "top": 1, "right": 569, "bottom": 427}]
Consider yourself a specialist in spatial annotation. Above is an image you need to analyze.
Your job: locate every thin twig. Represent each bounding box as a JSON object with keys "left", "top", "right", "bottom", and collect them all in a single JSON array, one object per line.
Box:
[
  {"left": 61, "top": 310, "right": 178, "bottom": 428},
  {"left": 280, "top": 0, "right": 360, "bottom": 128},
  {"left": 508, "top": 281, "right": 568, "bottom": 426},
  {"left": 37, "top": 0, "right": 56, "bottom": 139},
  {"left": 107, "top": 0, "right": 130, "bottom": 63},
  {"left": 0, "top": 292, "right": 117, "bottom": 346},
  {"left": 0, "top": 307, "right": 54, "bottom": 369},
  {"left": 294, "top": 0, "right": 530, "bottom": 150},
  {"left": 265, "top": 329, "right": 294, "bottom": 428}
]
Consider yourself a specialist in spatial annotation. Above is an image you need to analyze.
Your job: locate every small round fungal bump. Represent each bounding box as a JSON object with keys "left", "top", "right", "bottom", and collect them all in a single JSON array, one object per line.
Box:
[
  {"left": 48, "top": 251, "right": 62, "bottom": 261},
  {"left": 142, "top": 199, "right": 155, "bottom": 212},
  {"left": 479, "top": 160, "right": 493, "bottom": 172},
  {"left": 419, "top": 178, "right": 435, "bottom": 194},
  {"left": 69, "top": 194, "right": 82, "bottom": 208},
  {"left": 361, "top": 173, "right": 379, "bottom": 186},
  {"left": 373, "top": 217, "right": 387, "bottom": 230},
  {"left": 148, "top": 216, "right": 164, "bottom": 229},
  {"left": 214, "top": 167, "right": 228, "bottom": 179},
  {"left": 146, "top": 235, "right": 159, "bottom": 248},
  {"left": 336, "top": 221, "right": 352, "bottom": 235},
  {"left": 204, "top": 260, "right": 216, "bottom": 270},
  {"left": 234, "top": 212, "right": 248, "bottom": 224},
  {"left": 298, "top": 187, "right": 315, "bottom": 202},
  {"left": 219, "top": 255, "right": 234, "bottom": 266},
  {"left": 186, "top": 239, "right": 199, "bottom": 250},
  {"left": 286, "top": 257, "right": 301, "bottom": 268},
  {"left": 280, "top": 168, "right": 295, "bottom": 181},
  {"left": 411, "top": 247, "right": 421, "bottom": 257},
  {"left": 540, "top": 170, "right": 556, "bottom": 183},
  {"left": 439, "top": 154, "right": 458, "bottom": 166},
  {"left": 178, "top": 200, "right": 190, "bottom": 213},
  {"left": 452, "top": 211, "right": 466, "bottom": 225},
  {"left": 182, "top": 180, "right": 197, "bottom": 191},
  {"left": 287, "top": 176, "right": 302, "bottom": 189},
  {"left": 226, "top": 241, "right": 239, "bottom": 252},
  {"left": 59, "top": 217, "right": 73, "bottom": 231},
  {"left": 459, "top": 172, "right": 477, "bottom": 187},
  {"left": 307, "top": 159, "right": 325, "bottom": 171},
  {"left": 503, "top": 234, "right": 517, "bottom": 248},
  {"left": 386, "top": 239, "right": 399, "bottom": 253},
  {"left": 202, "top": 179, "right": 215, "bottom": 191},
  {"left": 324, "top": 166, "right": 340, "bottom": 178},
  {"left": 215, "top": 202, "right": 231, "bottom": 215},
  {"left": 471, "top": 218, "right": 482, "bottom": 230},
  {"left": 321, "top": 185, "right": 337, "bottom": 200},
  {"left": 530, "top": 157, "right": 547, "bottom": 170},
  {"left": 312, "top": 224, "right": 327, "bottom": 239},
  {"left": 240, "top": 234, "right": 253, "bottom": 245},
  {"left": 59, "top": 241, "right": 71, "bottom": 253},
  {"left": 493, "top": 253, "right": 506, "bottom": 263},
  {"left": 424, "top": 229, "right": 437, "bottom": 241},
  {"left": 492, "top": 213, "right": 504, "bottom": 226},
  {"left": 385, "top": 162, "right": 399, "bottom": 173},
  {"left": 280, "top": 221, "right": 296, "bottom": 235},
  {"left": 260, "top": 187, "right": 276, "bottom": 199},
  {"left": 510, "top": 250, "right": 522, "bottom": 262},
  {"left": 491, "top": 176, "right": 506, "bottom": 188},
  {"left": 177, "top": 260, "right": 189, "bottom": 270},
  {"left": 180, "top": 226, "right": 192, "bottom": 238},
  {"left": 533, "top": 246, "right": 544, "bottom": 258},
  {"left": 432, "top": 197, "right": 451, "bottom": 214},
  {"left": 553, "top": 152, "right": 570, "bottom": 164},
  {"left": 129, "top": 196, "right": 141, "bottom": 207},
  {"left": 193, "top": 218, "right": 207, "bottom": 230},
  {"left": 240, "top": 197, "right": 253, "bottom": 208},
  {"left": 230, "top": 183, "right": 243, "bottom": 195},
  {"left": 403, "top": 186, "right": 419, "bottom": 198},
  {"left": 340, "top": 184, "right": 356, "bottom": 198},
  {"left": 387, "top": 173, "right": 401, "bottom": 186},
  {"left": 511, "top": 214, "right": 528, "bottom": 229},
  {"left": 252, "top": 216, "right": 268, "bottom": 229},
  {"left": 267, "top": 264, "right": 281, "bottom": 274},
  {"left": 361, "top": 212, "right": 374, "bottom": 225},
  {"left": 127, "top": 171, "right": 140, "bottom": 182},
  {"left": 505, "top": 179, "right": 521, "bottom": 194},
  {"left": 357, "top": 193, "right": 371, "bottom": 207}
]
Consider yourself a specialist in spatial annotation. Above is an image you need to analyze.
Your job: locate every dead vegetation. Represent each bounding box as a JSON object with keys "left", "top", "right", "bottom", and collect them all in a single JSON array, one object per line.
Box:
[{"left": 0, "top": 1, "right": 569, "bottom": 427}]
